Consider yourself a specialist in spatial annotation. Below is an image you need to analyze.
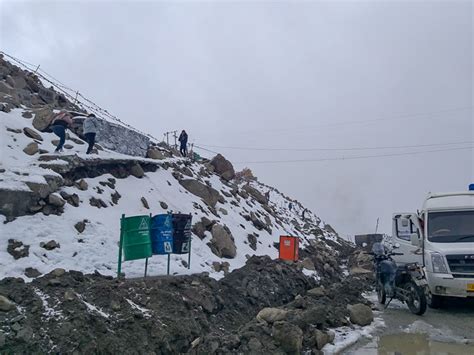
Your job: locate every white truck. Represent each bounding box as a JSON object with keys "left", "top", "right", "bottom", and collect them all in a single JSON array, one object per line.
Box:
[{"left": 391, "top": 186, "right": 474, "bottom": 308}]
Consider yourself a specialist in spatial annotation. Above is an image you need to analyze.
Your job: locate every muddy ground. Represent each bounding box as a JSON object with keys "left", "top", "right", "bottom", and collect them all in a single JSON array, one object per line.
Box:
[{"left": 0, "top": 256, "right": 373, "bottom": 354}]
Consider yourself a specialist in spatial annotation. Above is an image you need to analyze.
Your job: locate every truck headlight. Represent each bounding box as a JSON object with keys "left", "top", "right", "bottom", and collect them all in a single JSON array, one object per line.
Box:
[{"left": 431, "top": 252, "right": 449, "bottom": 273}]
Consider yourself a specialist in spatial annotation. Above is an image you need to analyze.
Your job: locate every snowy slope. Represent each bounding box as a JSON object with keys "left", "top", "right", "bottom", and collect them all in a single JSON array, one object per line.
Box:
[{"left": 1, "top": 108, "right": 345, "bottom": 281}]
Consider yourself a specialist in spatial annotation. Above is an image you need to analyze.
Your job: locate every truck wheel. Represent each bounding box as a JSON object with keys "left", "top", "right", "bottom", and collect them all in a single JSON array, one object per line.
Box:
[
  {"left": 377, "top": 281, "right": 386, "bottom": 304},
  {"left": 427, "top": 292, "right": 442, "bottom": 309},
  {"left": 405, "top": 281, "right": 427, "bottom": 315}
]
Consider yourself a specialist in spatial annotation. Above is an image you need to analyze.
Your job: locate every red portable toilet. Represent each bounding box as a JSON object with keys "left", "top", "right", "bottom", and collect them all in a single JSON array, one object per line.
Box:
[{"left": 279, "top": 235, "right": 299, "bottom": 261}]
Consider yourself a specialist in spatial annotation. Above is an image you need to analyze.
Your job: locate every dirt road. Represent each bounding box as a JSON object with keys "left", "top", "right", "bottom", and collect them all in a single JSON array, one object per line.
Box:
[{"left": 344, "top": 295, "right": 474, "bottom": 354}]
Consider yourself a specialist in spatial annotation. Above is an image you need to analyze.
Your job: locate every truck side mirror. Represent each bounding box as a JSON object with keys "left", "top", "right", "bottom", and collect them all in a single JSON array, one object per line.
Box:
[{"left": 410, "top": 233, "right": 420, "bottom": 247}]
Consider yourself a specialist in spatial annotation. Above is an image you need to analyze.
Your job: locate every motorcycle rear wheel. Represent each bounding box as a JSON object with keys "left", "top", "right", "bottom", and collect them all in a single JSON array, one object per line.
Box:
[
  {"left": 377, "top": 281, "right": 386, "bottom": 304},
  {"left": 405, "top": 281, "right": 427, "bottom": 315}
]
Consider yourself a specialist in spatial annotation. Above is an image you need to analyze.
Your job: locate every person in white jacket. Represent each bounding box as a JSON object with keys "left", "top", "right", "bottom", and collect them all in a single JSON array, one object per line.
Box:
[{"left": 83, "top": 113, "right": 99, "bottom": 154}]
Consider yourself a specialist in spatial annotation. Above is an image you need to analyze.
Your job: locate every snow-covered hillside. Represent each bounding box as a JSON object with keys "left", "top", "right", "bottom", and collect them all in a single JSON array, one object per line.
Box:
[
  {"left": 0, "top": 107, "right": 347, "bottom": 280},
  {"left": 0, "top": 55, "right": 350, "bottom": 282}
]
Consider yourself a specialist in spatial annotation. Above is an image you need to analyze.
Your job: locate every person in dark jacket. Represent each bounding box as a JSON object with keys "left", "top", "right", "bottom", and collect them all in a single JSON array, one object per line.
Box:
[
  {"left": 83, "top": 113, "right": 99, "bottom": 154},
  {"left": 50, "top": 111, "right": 73, "bottom": 153},
  {"left": 178, "top": 130, "right": 188, "bottom": 157}
]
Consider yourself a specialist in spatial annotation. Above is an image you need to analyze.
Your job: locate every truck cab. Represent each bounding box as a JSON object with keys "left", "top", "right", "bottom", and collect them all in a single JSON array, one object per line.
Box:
[{"left": 391, "top": 188, "right": 474, "bottom": 308}]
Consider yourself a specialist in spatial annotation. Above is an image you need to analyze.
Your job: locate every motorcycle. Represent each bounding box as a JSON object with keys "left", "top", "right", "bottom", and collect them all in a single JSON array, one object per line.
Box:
[{"left": 368, "top": 242, "right": 428, "bottom": 315}]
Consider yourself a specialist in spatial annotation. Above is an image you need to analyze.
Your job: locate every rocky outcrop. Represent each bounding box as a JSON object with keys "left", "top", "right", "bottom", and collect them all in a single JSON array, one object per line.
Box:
[
  {"left": 210, "top": 154, "right": 235, "bottom": 181},
  {"left": 7, "top": 240, "right": 29, "bottom": 260},
  {"left": 209, "top": 224, "right": 237, "bottom": 258},
  {"left": 179, "top": 179, "right": 221, "bottom": 208},
  {"left": 242, "top": 185, "right": 267, "bottom": 205}
]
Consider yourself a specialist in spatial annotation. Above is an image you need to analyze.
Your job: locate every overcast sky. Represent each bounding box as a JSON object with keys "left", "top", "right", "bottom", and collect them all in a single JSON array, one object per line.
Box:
[{"left": 1, "top": 0, "right": 472, "bottom": 237}]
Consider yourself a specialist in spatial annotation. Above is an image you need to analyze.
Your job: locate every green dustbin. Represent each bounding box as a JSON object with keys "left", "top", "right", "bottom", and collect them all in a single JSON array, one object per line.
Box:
[{"left": 121, "top": 215, "right": 152, "bottom": 261}]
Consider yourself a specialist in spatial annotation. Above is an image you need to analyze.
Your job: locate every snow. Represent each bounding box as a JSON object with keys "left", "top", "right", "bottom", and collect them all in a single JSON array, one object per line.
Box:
[
  {"left": 322, "top": 317, "right": 385, "bottom": 354},
  {"left": 77, "top": 294, "right": 111, "bottom": 319},
  {"left": 0, "top": 109, "right": 342, "bottom": 282},
  {"left": 33, "top": 288, "right": 64, "bottom": 320}
]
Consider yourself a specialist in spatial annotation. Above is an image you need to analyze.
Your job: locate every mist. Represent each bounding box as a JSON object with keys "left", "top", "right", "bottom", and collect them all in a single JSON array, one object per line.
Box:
[{"left": 1, "top": 0, "right": 472, "bottom": 237}]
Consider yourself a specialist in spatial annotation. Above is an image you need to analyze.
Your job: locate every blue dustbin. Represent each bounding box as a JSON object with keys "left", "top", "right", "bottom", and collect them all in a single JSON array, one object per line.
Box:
[
  {"left": 150, "top": 214, "right": 174, "bottom": 254},
  {"left": 172, "top": 214, "right": 192, "bottom": 254}
]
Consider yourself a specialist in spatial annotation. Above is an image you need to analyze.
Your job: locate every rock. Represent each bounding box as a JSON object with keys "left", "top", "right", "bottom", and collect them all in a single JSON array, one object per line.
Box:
[
  {"left": 307, "top": 286, "right": 326, "bottom": 297},
  {"left": 130, "top": 163, "right": 145, "bottom": 178},
  {"left": 64, "top": 290, "right": 76, "bottom": 301},
  {"left": 301, "top": 257, "right": 316, "bottom": 271},
  {"left": 247, "top": 233, "right": 257, "bottom": 251},
  {"left": 32, "top": 106, "right": 54, "bottom": 131},
  {"left": 179, "top": 179, "right": 221, "bottom": 207},
  {"left": 348, "top": 303, "right": 374, "bottom": 326},
  {"left": 41, "top": 240, "right": 60, "bottom": 251},
  {"left": 77, "top": 179, "right": 88, "bottom": 191},
  {"left": 6, "top": 127, "right": 22, "bottom": 133},
  {"left": 7, "top": 239, "right": 29, "bottom": 259},
  {"left": 219, "top": 207, "right": 228, "bottom": 215},
  {"left": 90, "top": 197, "right": 108, "bottom": 208},
  {"left": 256, "top": 307, "right": 288, "bottom": 323},
  {"left": 23, "top": 142, "right": 39, "bottom": 155},
  {"left": 210, "top": 154, "right": 235, "bottom": 181},
  {"left": 313, "top": 329, "right": 330, "bottom": 350},
  {"left": 63, "top": 144, "right": 74, "bottom": 149},
  {"left": 111, "top": 300, "right": 121, "bottom": 311},
  {"left": 146, "top": 148, "right": 166, "bottom": 160},
  {"left": 192, "top": 222, "right": 206, "bottom": 239},
  {"left": 141, "top": 197, "right": 150, "bottom": 209},
  {"left": 24, "top": 267, "right": 42, "bottom": 278},
  {"left": 212, "top": 261, "right": 230, "bottom": 274},
  {"left": 272, "top": 321, "right": 303, "bottom": 354},
  {"left": 0, "top": 295, "right": 15, "bottom": 312},
  {"left": 22, "top": 111, "right": 33, "bottom": 119},
  {"left": 23, "top": 127, "right": 43, "bottom": 141},
  {"left": 242, "top": 185, "right": 267, "bottom": 204},
  {"left": 74, "top": 221, "right": 86, "bottom": 233},
  {"left": 50, "top": 268, "right": 66, "bottom": 277},
  {"left": 210, "top": 224, "right": 237, "bottom": 258},
  {"left": 61, "top": 191, "right": 80, "bottom": 207},
  {"left": 111, "top": 191, "right": 121, "bottom": 205},
  {"left": 160, "top": 201, "right": 168, "bottom": 210},
  {"left": 48, "top": 193, "right": 65, "bottom": 207}
]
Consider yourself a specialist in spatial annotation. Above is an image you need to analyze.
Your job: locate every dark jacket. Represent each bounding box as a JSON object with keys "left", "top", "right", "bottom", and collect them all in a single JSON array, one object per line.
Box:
[{"left": 179, "top": 132, "right": 188, "bottom": 145}]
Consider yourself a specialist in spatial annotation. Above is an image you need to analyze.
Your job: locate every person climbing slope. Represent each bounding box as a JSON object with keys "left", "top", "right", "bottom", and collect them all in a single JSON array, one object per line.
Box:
[
  {"left": 83, "top": 113, "right": 99, "bottom": 154},
  {"left": 178, "top": 130, "right": 188, "bottom": 157},
  {"left": 50, "top": 111, "right": 73, "bottom": 153}
]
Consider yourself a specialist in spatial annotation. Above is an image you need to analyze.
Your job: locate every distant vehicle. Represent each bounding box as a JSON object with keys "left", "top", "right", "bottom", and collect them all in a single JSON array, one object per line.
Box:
[
  {"left": 391, "top": 186, "right": 474, "bottom": 308},
  {"left": 368, "top": 242, "right": 427, "bottom": 315}
]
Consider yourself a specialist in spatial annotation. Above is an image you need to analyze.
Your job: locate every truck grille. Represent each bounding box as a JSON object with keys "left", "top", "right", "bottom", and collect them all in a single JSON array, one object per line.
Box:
[{"left": 446, "top": 254, "right": 474, "bottom": 274}]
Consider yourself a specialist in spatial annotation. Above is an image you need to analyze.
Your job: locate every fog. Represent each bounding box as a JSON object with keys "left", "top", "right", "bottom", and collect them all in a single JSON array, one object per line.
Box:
[{"left": 1, "top": 0, "right": 472, "bottom": 237}]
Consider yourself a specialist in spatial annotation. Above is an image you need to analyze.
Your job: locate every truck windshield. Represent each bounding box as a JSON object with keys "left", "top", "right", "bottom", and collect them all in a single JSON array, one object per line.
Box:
[{"left": 428, "top": 210, "right": 474, "bottom": 243}]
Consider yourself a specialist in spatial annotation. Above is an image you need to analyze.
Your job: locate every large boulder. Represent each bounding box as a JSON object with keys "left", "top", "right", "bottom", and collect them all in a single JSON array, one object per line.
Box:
[
  {"left": 32, "top": 106, "right": 54, "bottom": 131},
  {"left": 179, "top": 179, "right": 221, "bottom": 207},
  {"left": 210, "top": 154, "right": 235, "bottom": 181},
  {"left": 347, "top": 303, "right": 373, "bottom": 326},
  {"left": 256, "top": 308, "right": 288, "bottom": 323},
  {"left": 210, "top": 224, "right": 237, "bottom": 258},
  {"left": 0, "top": 295, "right": 16, "bottom": 312},
  {"left": 242, "top": 185, "right": 267, "bottom": 205},
  {"left": 146, "top": 148, "right": 166, "bottom": 160}
]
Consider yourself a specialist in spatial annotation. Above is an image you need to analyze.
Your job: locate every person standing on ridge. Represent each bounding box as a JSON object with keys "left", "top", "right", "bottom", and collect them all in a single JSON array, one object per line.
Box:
[
  {"left": 83, "top": 113, "right": 99, "bottom": 154},
  {"left": 178, "top": 130, "right": 188, "bottom": 157},
  {"left": 50, "top": 111, "right": 73, "bottom": 153}
]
